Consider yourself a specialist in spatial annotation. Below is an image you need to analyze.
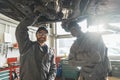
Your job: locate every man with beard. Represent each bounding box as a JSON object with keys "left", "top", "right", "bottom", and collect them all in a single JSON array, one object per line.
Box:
[{"left": 16, "top": 17, "right": 56, "bottom": 80}]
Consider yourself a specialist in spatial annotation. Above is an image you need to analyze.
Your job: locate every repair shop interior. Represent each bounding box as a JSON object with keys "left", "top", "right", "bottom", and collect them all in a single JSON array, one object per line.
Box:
[{"left": 0, "top": 0, "right": 120, "bottom": 80}]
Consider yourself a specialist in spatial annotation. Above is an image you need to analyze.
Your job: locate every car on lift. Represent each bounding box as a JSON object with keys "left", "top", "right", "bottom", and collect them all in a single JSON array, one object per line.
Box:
[{"left": 0, "top": 0, "right": 120, "bottom": 25}]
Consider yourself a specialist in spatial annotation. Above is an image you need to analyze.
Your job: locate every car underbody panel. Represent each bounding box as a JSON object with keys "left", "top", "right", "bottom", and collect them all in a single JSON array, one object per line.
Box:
[{"left": 0, "top": 0, "right": 120, "bottom": 27}]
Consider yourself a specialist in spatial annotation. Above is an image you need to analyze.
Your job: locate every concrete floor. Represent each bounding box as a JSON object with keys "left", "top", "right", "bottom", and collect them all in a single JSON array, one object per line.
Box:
[
  {"left": 108, "top": 77, "right": 120, "bottom": 80},
  {"left": 55, "top": 77, "right": 120, "bottom": 80}
]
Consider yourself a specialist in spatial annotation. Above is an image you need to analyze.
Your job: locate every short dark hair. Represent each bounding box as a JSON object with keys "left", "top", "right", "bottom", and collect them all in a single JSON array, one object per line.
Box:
[
  {"left": 36, "top": 26, "right": 48, "bottom": 34},
  {"left": 62, "top": 21, "right": 81, "bottom": 32},
  {"left": 67, "top": 21, "right": 81, "bottom": 31}
]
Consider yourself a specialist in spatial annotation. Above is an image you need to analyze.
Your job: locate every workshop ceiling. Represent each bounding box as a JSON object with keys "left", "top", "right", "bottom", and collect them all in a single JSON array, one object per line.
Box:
[{"left": 0, "top": 0, "right": 120, "bottom": 27}]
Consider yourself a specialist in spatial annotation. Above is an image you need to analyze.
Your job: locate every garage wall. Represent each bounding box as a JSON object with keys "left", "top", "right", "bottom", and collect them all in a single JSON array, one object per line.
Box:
[
  {"left": 0, "top": 14, "right": 19, "bottom": 58},
  {"left": 0, "top": 14, "right": 37, "bottom": 58}
]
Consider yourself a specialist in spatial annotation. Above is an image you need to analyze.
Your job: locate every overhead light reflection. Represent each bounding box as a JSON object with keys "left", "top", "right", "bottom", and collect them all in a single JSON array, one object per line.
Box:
[{"left": 88, "top": 24, "right": 105, "bottom": 32}]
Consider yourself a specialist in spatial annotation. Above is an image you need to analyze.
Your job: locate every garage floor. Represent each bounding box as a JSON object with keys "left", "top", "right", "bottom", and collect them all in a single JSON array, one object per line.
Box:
[
  {"left": 55, "top": 77, "right": 120, "bottom": 80},
  {"left": 108, "top": 77, "right": 120, "bottom": 80}
]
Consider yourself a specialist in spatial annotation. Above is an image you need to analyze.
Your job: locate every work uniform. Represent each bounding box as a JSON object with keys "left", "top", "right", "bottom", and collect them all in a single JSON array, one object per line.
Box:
[
  {"left": 69, "top": 32, "right": 110, "bottom": 80},
  {"left": 16, "top": 18, "right": 56, "bottom": 80}
]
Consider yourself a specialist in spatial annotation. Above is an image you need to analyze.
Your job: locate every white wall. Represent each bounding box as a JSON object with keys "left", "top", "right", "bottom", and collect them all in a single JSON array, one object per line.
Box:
[{"left": 0, "top": 14, "right": 19, "bottom": 58}]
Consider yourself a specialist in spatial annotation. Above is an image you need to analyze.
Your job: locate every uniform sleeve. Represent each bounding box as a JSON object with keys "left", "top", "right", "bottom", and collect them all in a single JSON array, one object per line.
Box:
[
  {"left": 89, "top": 34, "right": 106, "bottom": 63},
  {"left": 15, "top": 17, "right": 34, "bottom": 54},
  {"left": 68, "top": 47, "right": 87, "bottom": 67},
  {"left": 47, "top": 51, "right": 56, "bottom": 80}
]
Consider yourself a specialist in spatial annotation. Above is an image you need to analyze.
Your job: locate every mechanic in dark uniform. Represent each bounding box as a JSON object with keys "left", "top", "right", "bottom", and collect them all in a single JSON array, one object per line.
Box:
[
  {"left": 15, "top": 17, "right": 56, "bottom": 80},
  {"left": 62, "top": 21, "right": 110, "bottom": 80}
]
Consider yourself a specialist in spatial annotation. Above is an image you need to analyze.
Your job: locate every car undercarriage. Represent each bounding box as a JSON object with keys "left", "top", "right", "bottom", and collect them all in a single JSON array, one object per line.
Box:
[{"left": 0, "top": 0, "right": 120, "bottom": 31}]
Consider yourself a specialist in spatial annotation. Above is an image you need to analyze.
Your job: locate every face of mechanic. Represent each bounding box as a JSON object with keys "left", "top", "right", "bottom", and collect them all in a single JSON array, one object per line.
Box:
[
  {"left": 36, "top": 30, "right": 48, "bottom": 45},
  {"left": 70, "top": 26, "right": 81, "bottom": 37}
]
